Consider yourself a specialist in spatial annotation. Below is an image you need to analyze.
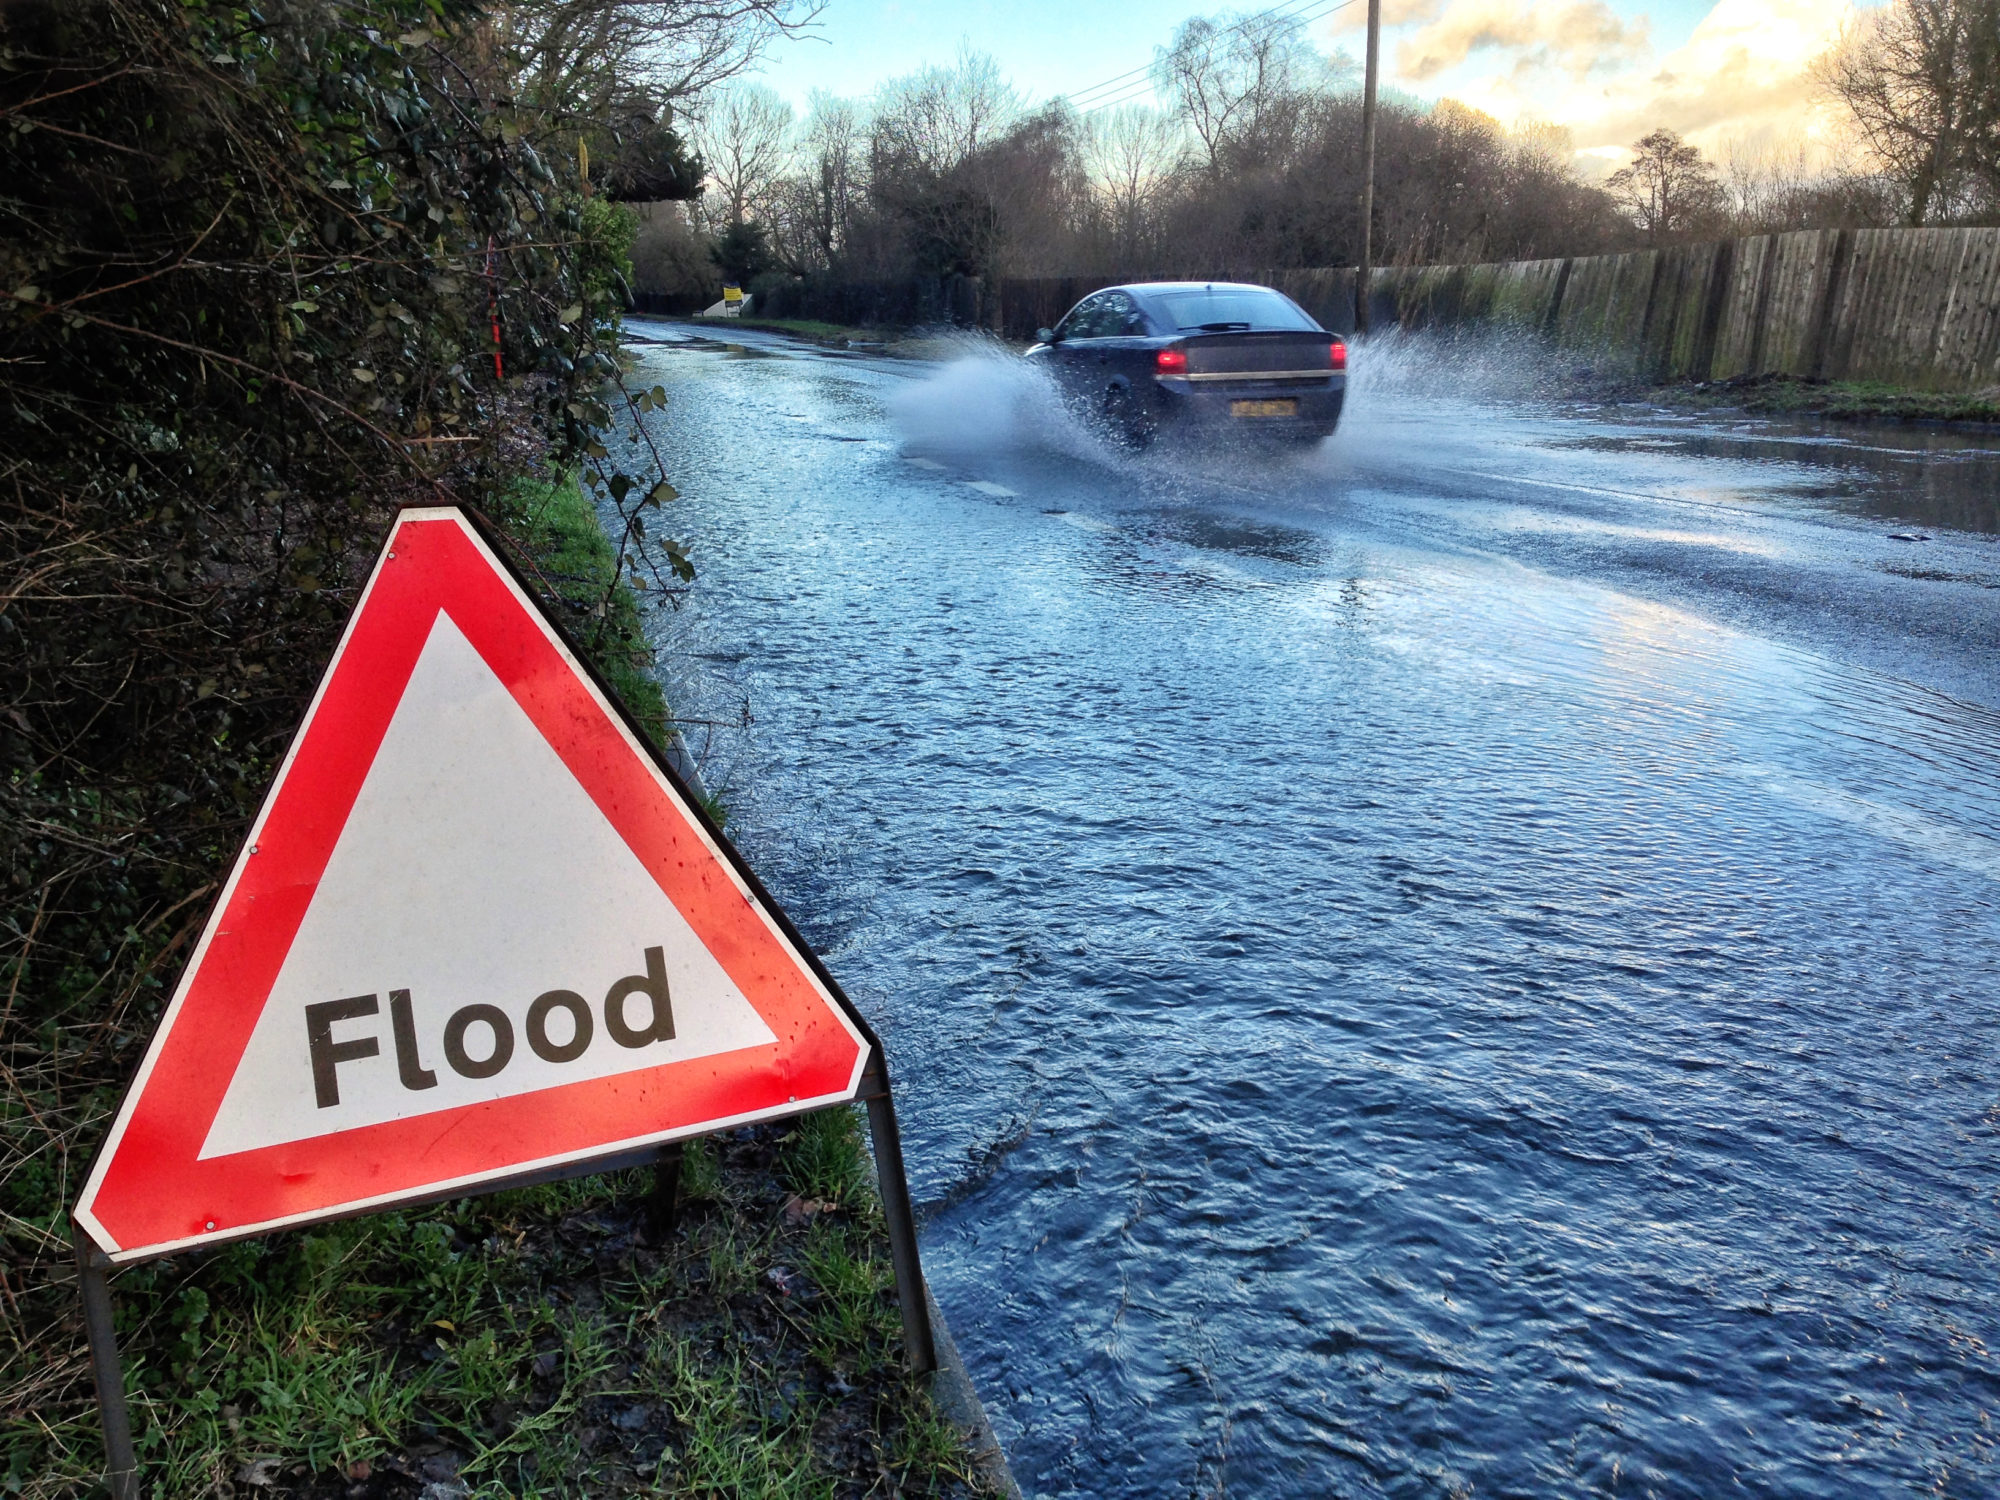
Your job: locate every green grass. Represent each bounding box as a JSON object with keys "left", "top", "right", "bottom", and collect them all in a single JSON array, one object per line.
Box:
[
  {"left": 688, "top": 315, "right": 880, "bottom": 343},
  {"left": 1654, "top": 374, "right": 2000, "bottom": 425},
  {"left": 783, "top": 1107, "right": 878, "bottom": 1209},
  {"left": 14, "top": 1122, "right": 986, "bottom": 1498},
  {"left": 490, "top": 472, "right": 671, "bottom": 745}
]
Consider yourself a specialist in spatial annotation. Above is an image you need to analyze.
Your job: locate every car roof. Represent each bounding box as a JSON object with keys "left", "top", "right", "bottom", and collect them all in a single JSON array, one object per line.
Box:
[{"left": 1106, "top": 281, "right": 1287, "bottom": 298}]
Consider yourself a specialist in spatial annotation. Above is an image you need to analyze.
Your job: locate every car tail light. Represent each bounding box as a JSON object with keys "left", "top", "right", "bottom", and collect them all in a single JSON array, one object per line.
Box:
[
  {"left": 1156, "top": 345, "right": 1188, "bottom": 373},
  {"left": 1328, "top": 340, "right": 1348, "bottom": 371}
]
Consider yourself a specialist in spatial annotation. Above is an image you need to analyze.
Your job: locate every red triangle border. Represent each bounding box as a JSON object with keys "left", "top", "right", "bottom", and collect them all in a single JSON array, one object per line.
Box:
[{"left": 76, "top": 507, "right": 871, "bottom": 1261}]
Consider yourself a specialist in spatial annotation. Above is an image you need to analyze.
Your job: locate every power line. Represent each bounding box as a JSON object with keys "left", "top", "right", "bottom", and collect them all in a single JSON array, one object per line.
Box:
[
  {"left": 1063, "top": 0, "right": 1357, "bottom": 115},
  {"left": 1064, "top": 0, "right": 1328, "bottom": 107},
  {"left": 1063, "top": 0, "right": 1320, "bottom": 106},
  {"left": 1082, "top": 19, "right": 1359, "bottom": 118},
  {"left": 1074, "top": 0, "right": 1362, "bottom": 117}
]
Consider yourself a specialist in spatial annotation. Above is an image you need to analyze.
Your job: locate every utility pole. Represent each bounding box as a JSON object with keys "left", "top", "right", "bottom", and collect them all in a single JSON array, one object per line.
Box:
[{"left": 1355, "top": 0, "right": 1381, "bottom": 336}]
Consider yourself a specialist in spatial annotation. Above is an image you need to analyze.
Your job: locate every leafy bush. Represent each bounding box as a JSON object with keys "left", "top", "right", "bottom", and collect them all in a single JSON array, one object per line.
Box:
[{"left": 0, "top": 0, "right": 686, "bottom": 1480}]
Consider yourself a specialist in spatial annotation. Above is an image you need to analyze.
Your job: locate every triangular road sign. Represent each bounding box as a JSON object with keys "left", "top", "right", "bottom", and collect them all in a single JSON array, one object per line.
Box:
[{"left": 76, "top": 505, "right": 873, "bottom": 1263}]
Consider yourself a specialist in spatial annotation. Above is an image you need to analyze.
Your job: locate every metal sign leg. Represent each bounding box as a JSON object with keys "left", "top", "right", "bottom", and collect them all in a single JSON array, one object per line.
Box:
[
  {"left": 73, "top": 1225, "right": 139, "bottom": 1500},
  {"left": 862, "top": 1065, "right": 936, "bottom": 1375},
  {"left": 645, "top": 1141, "right": 685, "bottom": 1242}
]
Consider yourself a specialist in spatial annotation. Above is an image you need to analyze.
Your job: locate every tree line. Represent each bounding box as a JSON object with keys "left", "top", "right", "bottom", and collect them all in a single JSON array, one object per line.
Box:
[{"left": 633, "top": 0, "right": 2000, "bottom": 307}]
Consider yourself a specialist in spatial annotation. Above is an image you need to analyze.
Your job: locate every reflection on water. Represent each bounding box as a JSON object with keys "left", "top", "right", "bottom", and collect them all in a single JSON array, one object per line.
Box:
[
  {"left": 1542, "top": 422, "right": 2000, "bottom": 532},
  {"left": 1151, "top": 511, "right": 1327, "bottom": 566},
  {"left": 617, "top": 326, "right": 2000, "bottom": 1499},
  {"left": 1882, "top": 561, "right": 2000, "bottom": 589},
  {"left": 625, "top": 329, "right": 787, "bottom": 360}
]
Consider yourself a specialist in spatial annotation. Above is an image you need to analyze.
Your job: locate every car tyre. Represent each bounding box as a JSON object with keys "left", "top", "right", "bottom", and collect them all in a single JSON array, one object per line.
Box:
[{"left": 1101, "top": 385, "right": 1155, "bottom": 451}]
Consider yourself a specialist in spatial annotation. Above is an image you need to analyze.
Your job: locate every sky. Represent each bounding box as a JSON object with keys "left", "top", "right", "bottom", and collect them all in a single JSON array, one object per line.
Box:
[{"left": 748, "top": 0, "right": 1864, "bottom": 168}]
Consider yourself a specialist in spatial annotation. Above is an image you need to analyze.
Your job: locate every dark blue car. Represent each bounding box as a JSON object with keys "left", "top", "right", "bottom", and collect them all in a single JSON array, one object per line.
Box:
[{"left": 1025, "top": 281, "right": 1347, "bottom": 448}]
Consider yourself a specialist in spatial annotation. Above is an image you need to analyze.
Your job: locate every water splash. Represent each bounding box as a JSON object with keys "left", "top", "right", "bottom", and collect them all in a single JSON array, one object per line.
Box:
[
  {"left": 887, "top": 340, "right": 1109, "bottom": 464},
  {"left": 1343, "top": 325, "right": 1577, "bottom": 408},
  {"left": 889, "top": 325, "right": 1588, "bottom": 486}
]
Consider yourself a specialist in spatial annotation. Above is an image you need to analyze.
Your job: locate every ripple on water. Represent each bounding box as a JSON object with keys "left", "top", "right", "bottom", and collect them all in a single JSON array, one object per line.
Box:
[{"left": 618, "top": 335, "right": 2000, "bottom": 1498}]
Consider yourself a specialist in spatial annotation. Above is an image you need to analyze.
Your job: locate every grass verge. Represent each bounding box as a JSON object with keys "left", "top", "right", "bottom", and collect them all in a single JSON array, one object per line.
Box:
[
  {"left": 674, "top": 316, "right": 986, "bottom": 360},
  {"left": 1, "top": 474, "right": 992, "bottom": 1499},
  {"left": 489, "top": 474, "right": 670, "bottom": 743},
  {"left": 1644, "top": 373, "right": 2000, "bottom": 425},
  {"left": 684, "top": 316, "right": 883, "bottom": 345}
]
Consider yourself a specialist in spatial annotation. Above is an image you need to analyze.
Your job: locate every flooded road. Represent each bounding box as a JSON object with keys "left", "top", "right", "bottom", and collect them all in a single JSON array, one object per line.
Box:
[{"left": 616, "top": 322, "right": 2000, "bottom": 1498}]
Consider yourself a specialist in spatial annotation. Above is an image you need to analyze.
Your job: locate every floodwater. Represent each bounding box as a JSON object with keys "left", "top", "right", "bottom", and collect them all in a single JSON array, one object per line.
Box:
[{"left": 616, "top": 320, "right": 2000, "bottom": 1498}]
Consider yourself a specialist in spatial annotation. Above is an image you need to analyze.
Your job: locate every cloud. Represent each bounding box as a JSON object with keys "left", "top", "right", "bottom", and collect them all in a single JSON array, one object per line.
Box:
[
  {"left": 1362, "top": 0, "right": 1860, "bottom": 159},
  {"left": 1329, "top": 0, "right": 1453, "bottom": 31},
  {"left": 1394, "top": 0, "right": 1650, "bottom": 84},
  {"left": 1575, "top": 0, "right": 1855, "bottom": 151}
]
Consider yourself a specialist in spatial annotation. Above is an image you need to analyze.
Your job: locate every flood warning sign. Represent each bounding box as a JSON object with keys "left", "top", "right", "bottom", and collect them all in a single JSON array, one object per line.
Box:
[{"left": 75, "top": 506, "right": 870, "bottom": 1262}]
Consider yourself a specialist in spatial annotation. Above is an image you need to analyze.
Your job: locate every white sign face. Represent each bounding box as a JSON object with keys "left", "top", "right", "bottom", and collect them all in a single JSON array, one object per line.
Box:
[
  {"left": 77, "top": 507, "right": 872, "bottom": 1262},
  {"left": 200, "top": 613, "right": 777, "bottom": 1158}
]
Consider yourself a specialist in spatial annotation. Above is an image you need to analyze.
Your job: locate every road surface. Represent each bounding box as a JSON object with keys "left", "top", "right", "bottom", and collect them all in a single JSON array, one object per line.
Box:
[{"left": 620, "top": 320, "right": 2000, "bottom": 1499}]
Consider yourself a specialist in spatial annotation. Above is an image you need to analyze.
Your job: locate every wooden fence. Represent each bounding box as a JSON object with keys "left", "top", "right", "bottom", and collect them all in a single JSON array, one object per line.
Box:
[
  {"left": 665, "top": 227, "right": 2000, "bottom": 392},
  {"left": 1320, "top": 228, "right": 2000, "bottom": 391}
]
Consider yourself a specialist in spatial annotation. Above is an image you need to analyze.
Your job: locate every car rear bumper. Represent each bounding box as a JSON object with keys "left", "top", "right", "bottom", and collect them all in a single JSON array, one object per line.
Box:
[{"left": 1151, "top": 374, "right": 1346, "bottom": 437}]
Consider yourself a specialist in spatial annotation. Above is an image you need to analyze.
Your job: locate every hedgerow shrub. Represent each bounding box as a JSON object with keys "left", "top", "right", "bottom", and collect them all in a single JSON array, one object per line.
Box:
[{"left": 0, "top": 0, "right": 684, "bottom": 1482}]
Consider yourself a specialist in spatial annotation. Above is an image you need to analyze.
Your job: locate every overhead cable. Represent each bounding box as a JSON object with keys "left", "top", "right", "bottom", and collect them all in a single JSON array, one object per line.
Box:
[{"left": 1064, "top": 0, "right": 1359, "bottom": 117}]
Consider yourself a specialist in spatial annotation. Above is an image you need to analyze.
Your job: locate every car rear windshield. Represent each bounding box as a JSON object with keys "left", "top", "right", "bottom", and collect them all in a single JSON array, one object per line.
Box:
[{"left": 1152, "top": 288, "right": 1318, "bottom": 331}]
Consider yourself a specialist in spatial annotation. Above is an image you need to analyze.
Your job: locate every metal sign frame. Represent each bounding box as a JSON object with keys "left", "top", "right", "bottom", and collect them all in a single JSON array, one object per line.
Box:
[{"left": 71, "top": 503, "right": 934, "bottom": 1499}]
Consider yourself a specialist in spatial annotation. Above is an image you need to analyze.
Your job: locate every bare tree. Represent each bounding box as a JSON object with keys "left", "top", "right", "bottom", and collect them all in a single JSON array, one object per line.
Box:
[
  {"left": 765, "top": 96, "right": 867, "bottom": 271},
  {"left": 1819, "top": 0, "right": 2000, "bottom": 223},
  {"left": 1086, "top": 105, "right": 1187, "bottom": 264},
  {"left": 871, "top": 47, "right": 1021, "bottom": 178},
  {"left": 491, "top": 0, "right": 818, "bottom": 123},
  {"left": 692, "top": 83, "right": 795, "bottom": 228},
  {"left": 974, "top": 105, "right": 1095, "bottom": 277},
  {"left": 1607, "top": 129, "right": 1726, "bottom": 244},
  {"left": 797, "top": 92, "right": 866, "bottom": 262},
  {"left": 449, "top": 0, "right": 816, "bottom": 207},
  {"left": 861, "top": 50, "right": 1064, "bottom": 279},
  {"left": 1157, "top": 10, "right": 1346, "bottom": 173},
  {"left": 1510, "top": 118, "right": 1575, "bottom": 178},
  {"left": 1720, "top": 138, "right": 1900, "bottom": 232}
]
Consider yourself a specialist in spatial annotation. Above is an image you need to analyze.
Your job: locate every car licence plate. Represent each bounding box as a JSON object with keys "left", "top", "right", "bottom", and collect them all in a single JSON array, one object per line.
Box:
[{"left": 1230, "top": 398, "right": 1297, "bottom": 418}]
